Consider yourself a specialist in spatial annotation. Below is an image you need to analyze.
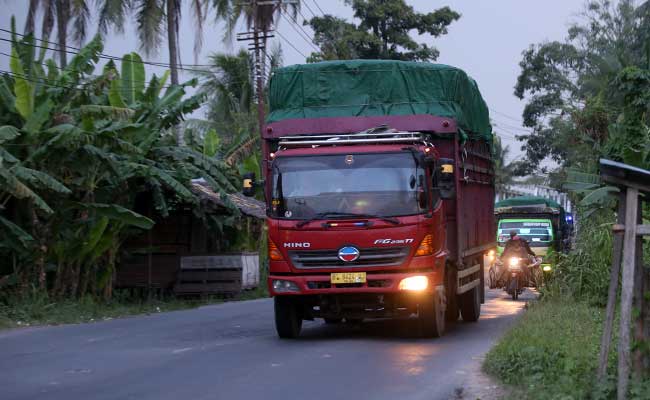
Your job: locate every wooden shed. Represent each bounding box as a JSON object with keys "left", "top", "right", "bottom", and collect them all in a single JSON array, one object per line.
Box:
[{"left": 116, "top": 182, "right": 266, "bottom": 295}]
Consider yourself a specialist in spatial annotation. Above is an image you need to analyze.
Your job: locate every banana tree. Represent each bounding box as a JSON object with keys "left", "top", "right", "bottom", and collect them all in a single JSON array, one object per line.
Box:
[{"left": 0, "top": 21, "right": 239, "bottom": 299}]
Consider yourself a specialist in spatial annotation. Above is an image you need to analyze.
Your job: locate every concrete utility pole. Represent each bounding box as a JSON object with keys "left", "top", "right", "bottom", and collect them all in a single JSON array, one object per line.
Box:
[{"left": 236, "top": 0, "right": 297, "bottom": 180}]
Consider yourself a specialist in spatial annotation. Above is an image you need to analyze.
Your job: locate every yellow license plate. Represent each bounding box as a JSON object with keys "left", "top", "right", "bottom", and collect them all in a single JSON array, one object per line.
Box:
[{"left": 331, "top": 272, "right": 366, "bottom": 284}]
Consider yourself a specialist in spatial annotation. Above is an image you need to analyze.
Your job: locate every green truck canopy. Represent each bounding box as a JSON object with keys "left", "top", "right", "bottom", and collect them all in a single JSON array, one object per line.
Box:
[
  {"left": 267, "top": 60, "right": 492, "bottom": 142},
  {"left": 495, "top": 196, "right": 563, "bottom": 211}
]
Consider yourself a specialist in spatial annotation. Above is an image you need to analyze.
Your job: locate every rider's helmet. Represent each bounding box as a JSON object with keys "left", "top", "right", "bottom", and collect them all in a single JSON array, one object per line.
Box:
[{"left": 509, "top": 230, "right": 517, "bottom": 239}]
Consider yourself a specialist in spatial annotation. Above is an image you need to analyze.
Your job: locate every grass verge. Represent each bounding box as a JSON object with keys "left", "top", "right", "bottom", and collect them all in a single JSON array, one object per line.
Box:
[
  {"left": 483, "top": 296, "right": 650, "bottom": 399},
  {"left": 0, "top": 270, "right": 269, "bottom": 331},
  {"left": 0, "top": 292, "right": 222, "bottom": 331}
]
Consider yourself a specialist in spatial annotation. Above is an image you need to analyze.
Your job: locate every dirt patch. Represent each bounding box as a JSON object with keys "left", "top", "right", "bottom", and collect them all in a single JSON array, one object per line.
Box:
[{"left": 447, "top": 355, "right": 509, "bottom": 400}]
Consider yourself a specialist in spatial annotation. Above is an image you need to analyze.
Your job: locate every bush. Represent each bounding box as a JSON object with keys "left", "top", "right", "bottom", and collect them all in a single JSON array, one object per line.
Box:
[
  {"left": 542, "top": 210, "right": 614, "bottom": 306},
  {"left": 484, "top": 297, "right": 607, "bottom": 399}
]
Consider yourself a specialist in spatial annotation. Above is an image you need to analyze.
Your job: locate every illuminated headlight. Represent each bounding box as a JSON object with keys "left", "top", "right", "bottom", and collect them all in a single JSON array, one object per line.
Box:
[
  {"left": 272, "top": 280, "right": 300, "bottom": 293},
  {"left": 542, "top": 265, "right": 552, "bottom": 272},
  {"left": 508, "top": 257, "right": 521, "bottom": 270},
  {"left": 398, "top": 276, "right": 429, "bottom": 291},
  {"left": 487, "top": 250, "right": 495, "bottom": 262}
]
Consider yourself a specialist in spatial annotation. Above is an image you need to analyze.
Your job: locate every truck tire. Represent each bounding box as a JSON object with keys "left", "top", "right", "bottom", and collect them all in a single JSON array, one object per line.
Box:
[
  {"left": 459, "top": 285, "right": 481, "bottom": 322},
  {"left": 418, "top": 288, "right": 446, "bottom": 338},
  {"left": 324, "top": 318, "right": 342, "bottom": 324},
  {"left": 274, "top": 297, "right": 302, "bottom": 339}
]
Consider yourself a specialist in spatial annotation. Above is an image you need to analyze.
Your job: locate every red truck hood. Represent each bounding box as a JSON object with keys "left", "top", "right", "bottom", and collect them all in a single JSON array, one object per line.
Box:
[{"left": 268, "top": 215, "right": 440, "bottom": 273}]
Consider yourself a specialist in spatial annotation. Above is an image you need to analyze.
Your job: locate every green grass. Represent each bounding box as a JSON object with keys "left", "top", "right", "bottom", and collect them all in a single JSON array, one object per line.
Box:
[
  {"left": 0, "top": 292, "right": 218, "bottom": 330},
  {"left": 484, "top": 297, "right": 650, "bottom": 399},
  {"left": 0, "top": 280, "right": 270, "bottom": 331}
]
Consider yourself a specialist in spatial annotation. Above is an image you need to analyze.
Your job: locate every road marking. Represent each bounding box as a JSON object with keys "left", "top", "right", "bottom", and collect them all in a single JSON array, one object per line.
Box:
[{"left": 172, "top": 347, "right": 193, "bottom": 354}]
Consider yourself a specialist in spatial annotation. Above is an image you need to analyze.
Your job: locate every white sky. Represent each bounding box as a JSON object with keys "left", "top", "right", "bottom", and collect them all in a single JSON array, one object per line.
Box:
[{"left": 0, "top": 0, "right": 588, "bottom": 162}]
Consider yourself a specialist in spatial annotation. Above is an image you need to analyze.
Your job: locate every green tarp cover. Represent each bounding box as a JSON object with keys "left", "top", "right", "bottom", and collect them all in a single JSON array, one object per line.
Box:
[
  {"left": 495, "top": 196, "right": 563, "bottom": 211},
  {"left": 267, "top": 60, "right": 492, "bottom": 142}
]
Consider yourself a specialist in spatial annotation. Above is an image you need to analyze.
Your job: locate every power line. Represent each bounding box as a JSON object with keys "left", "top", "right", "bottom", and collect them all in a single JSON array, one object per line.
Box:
[
  {"left": 0, "top": 51, "right": 254, "bottom": 90},
  {"left": 489, "top": 107, "right": 528, "bottom": 124},
  {"left": 311, "top": 0, "right": 326, "bottom": 16},
  {"left": 278, "top": 13, "right": 319, "bottom": 52},
  {"left": 492, "top": 118, "right": 533, "bottom": 133},
  {"left": 0, "top": 27, "right": 217, "bottom": 69},
  {"left": 302, "top": 0, "right": 319, "bottom": 18},
  {"left": 0, "top": 36, "right": 217, "bottom": 75},
  {"left": 274, "top": 30, "right": 307, "bottom": 58}
]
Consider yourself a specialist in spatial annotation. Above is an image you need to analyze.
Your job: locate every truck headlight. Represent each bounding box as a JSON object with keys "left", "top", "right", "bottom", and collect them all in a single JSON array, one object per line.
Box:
[
  {"left": 272, "top": 279, "right": 300, "bottom": 293},
  {"left": 542, "top": 265, "right": 552, "bottom": 272},
  {"left": 398, "top": 276, "right": 429, "bottom": 291}
]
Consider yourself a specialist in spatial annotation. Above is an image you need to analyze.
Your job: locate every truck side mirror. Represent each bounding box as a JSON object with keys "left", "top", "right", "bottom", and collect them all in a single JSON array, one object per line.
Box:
[
  {"left": 437, "top": 158, "right": 456, "bottom": 200},
  {"left": 242, "top": 172, "right": 256, "bottom": 197}
]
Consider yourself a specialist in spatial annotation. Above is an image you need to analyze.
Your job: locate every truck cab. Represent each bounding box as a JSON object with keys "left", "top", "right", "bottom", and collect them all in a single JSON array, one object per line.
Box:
[{"left": 265, "top": 131, "right": 457, "bottom": 337}]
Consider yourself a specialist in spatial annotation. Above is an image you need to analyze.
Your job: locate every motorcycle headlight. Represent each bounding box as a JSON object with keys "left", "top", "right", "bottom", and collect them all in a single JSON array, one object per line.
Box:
[{"left": 508, "top": 257, "right": 521, "bottom": 270}]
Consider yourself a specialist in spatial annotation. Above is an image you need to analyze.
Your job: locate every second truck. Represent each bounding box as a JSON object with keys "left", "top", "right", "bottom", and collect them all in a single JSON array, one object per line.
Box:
[{"left": 245, "top": 60, "right": 495, "bottom": 338}]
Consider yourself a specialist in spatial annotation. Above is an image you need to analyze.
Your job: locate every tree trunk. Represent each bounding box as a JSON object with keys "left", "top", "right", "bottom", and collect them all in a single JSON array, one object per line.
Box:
[
  {"left": 167, "top": 0, "right": 179, "bottom": 85},
  {"left": 55, "top": 0, "right": 68, "bottom": 68},
  {"left": 166, "top": 0, "right": 183, "bottom": 146},
  {"left": 24, "top": 0, "right": 39, "bottom": 35}
]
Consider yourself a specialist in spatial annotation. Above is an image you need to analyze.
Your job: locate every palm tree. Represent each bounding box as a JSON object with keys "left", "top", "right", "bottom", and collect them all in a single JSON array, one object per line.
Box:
[
  {"left": 214, "top": 0, "right": 298, "bottom": 83},
  {"left": 24, "top": 0, "right": 91, "bottom": 67},
  {"left": 98, "top": 0, "right": 210, "bottom": 85},
  {"left": 492, "top": 134, "right": 516, "bottom": 193}
]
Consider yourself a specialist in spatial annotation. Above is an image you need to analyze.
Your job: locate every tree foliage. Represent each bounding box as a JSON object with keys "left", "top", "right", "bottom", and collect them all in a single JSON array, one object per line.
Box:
[
  {"left": 0, "top": 24, "right": 239, "bottom": 300},
  {"left": 513, "top": 0, "right": 650, "bottom": 175},
  {"left": 306, "top": 0, "right": 460, "bottom": 62}
]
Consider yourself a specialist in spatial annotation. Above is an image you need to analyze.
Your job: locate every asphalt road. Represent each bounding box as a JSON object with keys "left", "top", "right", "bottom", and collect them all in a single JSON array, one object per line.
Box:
[{"left": 1, "top": 288, "right": 534, "bottom": 400}]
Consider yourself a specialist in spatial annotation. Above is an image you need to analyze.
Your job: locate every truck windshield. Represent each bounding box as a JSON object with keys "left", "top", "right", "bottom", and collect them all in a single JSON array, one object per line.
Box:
[
  {"left": 270, "top": 152, "right": 425, "bottom": 220},
  {"left": 497, "top": 220, "right": 553, "bottom": 247}
]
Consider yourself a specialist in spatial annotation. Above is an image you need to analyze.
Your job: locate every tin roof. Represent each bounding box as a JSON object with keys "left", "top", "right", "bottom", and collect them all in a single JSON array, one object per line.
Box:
[{"left": 191, "top": 182, "right": 266, "bottom": 219}]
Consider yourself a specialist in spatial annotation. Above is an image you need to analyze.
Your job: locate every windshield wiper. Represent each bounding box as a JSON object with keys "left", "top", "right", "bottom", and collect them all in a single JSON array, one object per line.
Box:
[{"left": 295, "top": 211, "right": 399, "bottom": 228}]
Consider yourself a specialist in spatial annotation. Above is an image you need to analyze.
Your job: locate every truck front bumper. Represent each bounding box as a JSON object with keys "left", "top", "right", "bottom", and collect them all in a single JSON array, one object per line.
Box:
[{"left": 268, "top": 270, "right": 441, "bottom": 296}]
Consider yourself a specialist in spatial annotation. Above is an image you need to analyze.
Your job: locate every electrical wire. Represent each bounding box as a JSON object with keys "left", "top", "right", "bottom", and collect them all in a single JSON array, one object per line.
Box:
[
  {"left": 0, "top": 27, "right": 217, "bottom": 68},
  {"left": 278, "top": 13, "right": 319, "bottom": 52},
  {"left": 274, "top": 30, "right": 307, "bottom": 58},
  {"left": 302, "top": 0, "right": 319, "bottom": 19},
  {"left": 311, "top": 0, "right": 326, "bottom": 16}
]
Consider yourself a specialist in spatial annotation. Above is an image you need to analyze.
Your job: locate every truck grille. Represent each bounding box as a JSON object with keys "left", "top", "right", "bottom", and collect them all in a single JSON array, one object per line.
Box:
[{"left": 290, "top": 247, "right": 409, "bottom": 269}]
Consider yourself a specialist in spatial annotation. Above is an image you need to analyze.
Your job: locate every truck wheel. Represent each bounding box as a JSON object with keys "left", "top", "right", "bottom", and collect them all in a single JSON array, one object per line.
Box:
[
  {"left": 418, "top": 288, "right": 446, "bottom": 338},
  {"left": 459, "top": 285, "right": 481, "bottom": 322},
  {"left": 274, "top": 297, "right": 302, "bottom": 339},
  {"left": 324, "top": 318, "right": 342, "bottom": 324}
]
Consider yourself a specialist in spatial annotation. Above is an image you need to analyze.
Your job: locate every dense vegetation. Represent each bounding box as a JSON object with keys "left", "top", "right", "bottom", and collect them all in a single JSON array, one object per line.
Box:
[
  {"left": 0, "top": 24, "right": 241, "bottom": 302},
  {"left": 486, "top": 1, "right": 650, "bottom": 397}
]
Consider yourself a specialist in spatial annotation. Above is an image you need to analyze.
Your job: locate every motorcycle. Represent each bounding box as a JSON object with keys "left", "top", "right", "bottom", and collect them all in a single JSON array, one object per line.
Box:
[{"left": 488, "top": 255, "right": 541, "bottom": 300}]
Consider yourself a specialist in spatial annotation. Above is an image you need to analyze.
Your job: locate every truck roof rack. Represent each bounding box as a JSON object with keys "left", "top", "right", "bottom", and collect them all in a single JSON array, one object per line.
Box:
[{"left": 277, "top": 126, "right": 426, "bottom": 148}]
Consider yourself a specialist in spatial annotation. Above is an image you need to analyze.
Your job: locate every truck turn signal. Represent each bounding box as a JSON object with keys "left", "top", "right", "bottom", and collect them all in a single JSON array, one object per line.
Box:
[
  {"left": 268, "top": 240, "right": 284, "bottom": 261},
  {"left": 414, "top": 234, "right": 434, "bottom": 256}
]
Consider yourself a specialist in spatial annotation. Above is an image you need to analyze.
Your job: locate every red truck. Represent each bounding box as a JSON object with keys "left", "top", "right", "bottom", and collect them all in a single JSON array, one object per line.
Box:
[{"left": 244, "top": 60, "right": 495, "bottom": 338}]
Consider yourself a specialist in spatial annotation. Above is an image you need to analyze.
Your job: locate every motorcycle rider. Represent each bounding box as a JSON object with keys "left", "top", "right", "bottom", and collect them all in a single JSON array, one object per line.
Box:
[
  {"left": 502, "top": 230, "right": 536, "bottom": 282},
  {"left": 503, "top": 230, "right": 536, "bottom": 259}
]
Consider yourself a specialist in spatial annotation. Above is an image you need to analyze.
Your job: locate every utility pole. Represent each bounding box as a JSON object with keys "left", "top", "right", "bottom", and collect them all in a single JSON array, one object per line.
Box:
[{"left": 237, "top": 0, "right": 296, "bottom": 182}]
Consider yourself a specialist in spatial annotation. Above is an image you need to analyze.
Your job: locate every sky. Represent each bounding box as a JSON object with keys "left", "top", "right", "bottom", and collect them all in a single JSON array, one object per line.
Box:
[{"left": 0, "top": 0, "right": 589, "bottom": 162}]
